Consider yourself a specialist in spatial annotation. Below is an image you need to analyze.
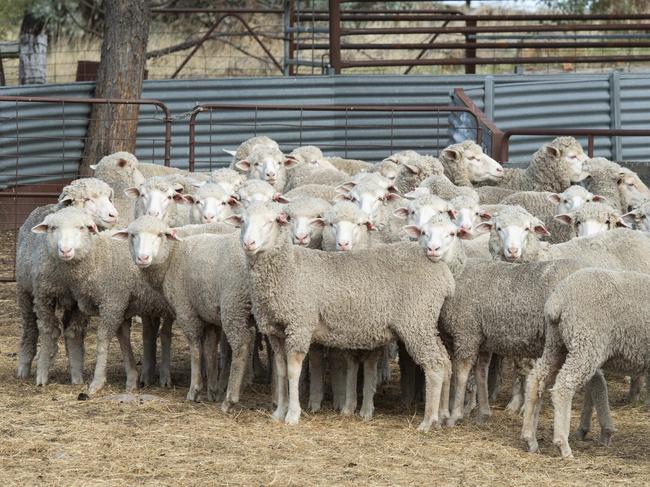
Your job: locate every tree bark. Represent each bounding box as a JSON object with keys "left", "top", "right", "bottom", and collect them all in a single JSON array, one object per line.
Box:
[
  {"left": 19, "top": 13, "right": 47, "bottom": 85},
  {"left": 79, "top": 0, "right": 150, "bottom": 176}
]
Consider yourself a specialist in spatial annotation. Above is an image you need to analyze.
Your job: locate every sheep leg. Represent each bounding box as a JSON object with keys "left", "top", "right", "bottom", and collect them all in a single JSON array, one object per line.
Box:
[
  {"left": 376, "top": 345, "right": 392, "bottom": 386},
  {"left": 308, "top": 344, "right": 324, "bottom": 413},
  {"left": 34, "top": 298, "right": 60, "bottom": 387},
  {"left": 203, "top": 324, "right": 221, "bottom": 402},
  {"left": 487, "top": 354, "right": 504, "bottom": 402},
  {"left": 627, "top": 375, "right": 643, "bottom": 403},
  {"left": 268, "top": 336, "right": 288, "bottom": 422},
  {"left": 186, "top": 334, "right": 204, "bottom": 402},
  {"left": 139, "top": 315, "right": 159, "bottom": 387},
  {"left": 252, "top": 332, "right": 267, "bottom": 383},
  {"left": 221, "top": 331, "right": 254, "bottom": 413},
  {"left": 217, "top": 332, "right": 231, "bottom": 397},
  {"left": 89, "top": 316, "right": 123, "bottom": 395},
  {"left": 439, "top": 353, "right": 452, "bottom": 422},
  {"left": 552, "top": 354, "right": 601, "bottom": 459},
  {"left": 417, "top": 354, "right": 449, "bottom": 433},
  {"left": 580, "top": 370, "right": 616, "bottom": 447},
  {"left": 359, "top": 349, "right": 381, "bottom": 421},
  {"left": 16, "top": 289, "right": 38, "bottom": 379},
  {"left": 159, "top": 317, "right": 173, "bottom": 387},
  {"left": 116, "top": 320, "right": 139, "bottom": 392},
  {"left": 447, "top": 356, "right": 474, "bottom": 426},
  {"left": 329, "top": 348, "right": 347, "bottom": 411},
  {"left": 645, "top": 370, "right": 650, "bottom": 407},
  {"left": 341, "top": 352, "right": 360, "bottom": 416},
  {"left": 507, "top": 358, "right": 532, "bottom": 414},
  {"left": 285, "top": 351, "right": 306, "bottom": 425},
  {"left": 62, "top": 305, "right": 86, "bottom": 385},
  {"left": 475, "top": 351, "right": 492, "bottom": 424}
]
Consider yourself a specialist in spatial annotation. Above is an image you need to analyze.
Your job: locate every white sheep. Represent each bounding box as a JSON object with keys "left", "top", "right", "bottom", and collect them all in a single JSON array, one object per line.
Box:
[
  {"left": 284, "top": 183, "right": 339, "bottom": 202},
  {"left": 234, "top": 145, "right": 297, "bottom": 192},
  {"left": 113, "top": 216, "right": 254, "bottom": 410},
  {"left": 185, "top": 183, "right": 241, "bottom": 225},
  {"left": 237, "top": 179, "right": 290, "bottom": 208},
  {"left": 284, "top": 197, "right": 331, "bottom": 248},
  {"left": 621, "top": 200, "right": 650, "bottom": 231},
  {"left": 284, "top": 164, "right": 350, "bottom": 192},
  {"left": 227, "top": 202, "right": 454, "bottom": 430},
  {"left": 438, "top": 140, "right": 504, "bottom": 186},
  {"left": 522, "top": 269, "right": 650, "bottom": 458},
  {"left": 392, "top": 153, "right": 445, "bottom": 194},
  {"left": 225, "top": 135, "right": 280, "bottom": 164},
  {"left": 288, "top": 146, "right": 337, "bottom": 170},
  {"left": 582, "top": 157, "right": 650, "bottom": 212},
  {"left": 208, "top": 168, "right": 247, "bottom": 196},
  {"left": 327, "top": 156, "right": 374, "bottom": 175},
  {"left": 126, "top": 176, "right": 187, "bottom": 225},
  {"left": 416, "top": 175, "right": 480, "bottom": 202}
]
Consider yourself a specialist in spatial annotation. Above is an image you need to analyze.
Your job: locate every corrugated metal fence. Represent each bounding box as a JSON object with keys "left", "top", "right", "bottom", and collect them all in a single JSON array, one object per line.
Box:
[{"left": 2, "top": 73, "right": 650, "bottom": 189}]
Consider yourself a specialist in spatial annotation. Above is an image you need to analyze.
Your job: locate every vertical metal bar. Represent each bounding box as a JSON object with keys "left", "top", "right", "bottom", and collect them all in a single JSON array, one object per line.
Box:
[
  {"left": 283, "top": 0, "right": 291, "bottom": 75},
  {"left": 208, "top": 107, "right": 213, "bottom": 171},
  {"left": 344, "top": 108, "right": 348, "bottom": 158},
  {"left": 62, "top": 101, "right": 66, "bottom": 179},
  {"left": 300, "top": 107, "right": 304, "bottom": 146},
  {"left": 465, "top": 18, "right": 477, "bottom": 75},
  {"left": 609, "top": 70, "right": 622, "bottom": 160},
  {"left": 189, "top": 109, "right": 198, "bottom": 172},
  {"left": 483, "top": 75, "right": 494, "bottom": 121},
  {"left": 588, "top": 135, "right": 595, "bottom": 157},
  {"left": 390, "top": 109, "right": 394, "bottom": 154},
  {"left": 0, "top": 54, "right": 5, "bottom": 86},
  {"left": 328, "top": 0, "right": 342, "bottom": 74}
]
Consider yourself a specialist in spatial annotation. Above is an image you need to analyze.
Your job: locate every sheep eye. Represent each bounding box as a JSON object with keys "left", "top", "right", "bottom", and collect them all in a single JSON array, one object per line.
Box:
[
  {"left": 641, "top": 215, "right": 647, "bottom": 219},
  {"left": 167, "top": 195, "right": 173, "bottom": 200},
  {"left": 605, "top": 220, "right": 610, "bottom": 225},
  {"left": 449, "top": 232, "right": 455, "bottom": 236},
  {"left": 525, "top": 227, "right": 530, "bottom": 232},
  {"left": 79, "top": 226, "right": 85, "bottom": 230},
  {"left": 563, "top": 199, "right": 568, "bottom": 204}
]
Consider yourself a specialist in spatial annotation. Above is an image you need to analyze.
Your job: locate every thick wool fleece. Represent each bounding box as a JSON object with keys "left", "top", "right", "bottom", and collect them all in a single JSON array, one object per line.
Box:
[
  {"left": 284, "top": 184, "right": 339, "bottom": 203},
  {"left": 419, "top": 176, "right": 479, "bottom": 202},
  {"left": 327, "top": 156, "right": 374, "bottom": 175},
  {"left": 228, "top": 136, "right": 280, "bottom": 165},
  {"left": 439, "top": 140, "right": 487, "bottom": 187},
  {"left": 92, "top": 152, "right": 144, "bottom": 225},
  {"left": 285, "top": 197, "right": 332, "bottom": 249},
  {"left": 394, "top": 155, "right": 445, "bottom": 195},
  {"left": 284, "top": 165, "right": 349, "bottom": 191},
  {"left": 582, "top": 158, "right": 625, "bottom": 211}
]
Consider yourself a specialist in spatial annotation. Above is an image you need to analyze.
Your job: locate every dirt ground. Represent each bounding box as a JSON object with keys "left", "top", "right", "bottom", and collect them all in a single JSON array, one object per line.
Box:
[{"left": 0, "top": 282, "right": 648, "bottom": 486}]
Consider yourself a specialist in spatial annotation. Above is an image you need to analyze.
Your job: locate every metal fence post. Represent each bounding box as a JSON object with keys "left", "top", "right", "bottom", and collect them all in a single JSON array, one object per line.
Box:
[
  {"left": 610, "top": 70, "right": 622, "bottom": 160},
  {"left": 328, "top": 0, "right": 342, "bottom": 74},
  {"left": 465, "top": 18, "right": 477, "bottom": 75}
]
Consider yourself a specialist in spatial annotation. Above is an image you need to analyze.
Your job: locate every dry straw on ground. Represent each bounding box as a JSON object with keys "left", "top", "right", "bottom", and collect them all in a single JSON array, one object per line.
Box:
[{"left": 0, "top": 282, "right": 648, "bottom": 486}]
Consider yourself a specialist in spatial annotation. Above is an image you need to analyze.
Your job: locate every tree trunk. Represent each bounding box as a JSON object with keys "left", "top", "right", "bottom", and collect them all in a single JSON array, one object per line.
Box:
[
  {"left": 79, "top": 0, "right": 150, "bottom": 176},
  {"left": 19, "top": 13, "right": 47, "bottom": 84}
]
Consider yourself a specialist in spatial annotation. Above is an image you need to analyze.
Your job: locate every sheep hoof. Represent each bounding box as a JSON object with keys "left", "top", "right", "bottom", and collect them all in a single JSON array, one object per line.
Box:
[
  {"left": 575, "top": 428, "right": 589, "bottom": 441},
  {"left": 16, "top": 364, "right": 31, "bottom": 380},
  {"left": 284, "top": 409, "right": 301, "bottom": 425},
  {"left": 443, "top": 417, "right": 457, "bottom": 428},
  {"left": 416, "top": 420, "right": 440, "bottom": 433},
  {"left": 340, "top": 407, "right": 355, "bottom": 417},
  {"left": 523, "top": 436, "right": 539, "bottom": 453},
  {"left": 205, "top": 389, "right": 220, "bottom": 402},
  {"left": 35, "top": 369, "right": 49, "bottom": 387},
  {"left": 125, "top": 380, "right": 138, "bottom": 393},
  {"left": 271, "top": 408, "right": 286, "bottom": 422},
  {"left": 359, "top": 406, "right": 374, "bottom": 421},
  {"left": 186, "top": 387, "right": 201, "bottom": 402},
  {"left": 139, "top": 371, "right": 154, "bottom": 388},
  {"left": 475, "top": 413, "right": 491, "bottom": 425},
  {"left": 70, "top": 373, "right": 84, "bottom": 385},
  {"left": 599, "top": 429, "right": 614, "bottom": 447},
  {"left": 88, "top": 379, "right": 105, "bottom": 396},
  {"left": 554, "top": 440, "right": 573, "bottom": 459},
  {"left": 505, "top": 399, "right": 523, "bottom": 414},
  {"left": 221, "top": 400, "right": 235, "bottom": 413},
  {"left": 307, "top": 399, "right": 322, "bottom": 413},
  {"left": 159, "top": 371, "right": 173, "bottom": 388}
]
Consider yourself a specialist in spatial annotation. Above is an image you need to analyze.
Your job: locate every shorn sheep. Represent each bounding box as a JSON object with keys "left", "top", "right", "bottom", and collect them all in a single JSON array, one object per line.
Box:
[
  {"left": 522, "top": 269, "right": 650, "bottom": 458},
  {"left": 227, "top": 202, "right": 455, "bottom": 430},
  {"left": 16, "top": 178, "right": 119, "bottom": 382}
]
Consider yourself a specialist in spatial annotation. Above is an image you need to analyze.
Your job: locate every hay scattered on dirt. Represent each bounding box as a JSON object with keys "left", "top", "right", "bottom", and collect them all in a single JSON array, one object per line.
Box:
[{"left": 0, "top": 282, "right": 648, "bottom": 486}]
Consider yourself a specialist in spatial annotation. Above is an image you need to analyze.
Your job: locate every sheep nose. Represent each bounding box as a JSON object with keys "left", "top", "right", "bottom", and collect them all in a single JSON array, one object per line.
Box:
[
  {"left": 507, "top": 246, "right": 518, "bottom": 255},
  {"left": 266, "top": 171, "right": 276, "bottom": 178},
  {"left": 337, "top": 241, "right": 350, "bottom": 250},
  {"left": 496, "top": 166, "right": 504, "bottom": 173},
  {"left": 295, "top": 234, "right": 309, "bottom": 244},
  {"left": 428, "top": 245, "right": 440, "bottom": 253},
  {"left": 108, "top": 211, "right": 117, "bottom": 218},
  {"left": 60, "top": 247, "right": 72, "bottom": 255},
  {"left": 147, "top": 210, "right": 160, "bottom": 218},
  {"left": 243, "top": 239, "right": 256, "bottom": 250},
  {"left": 137, "top": 254, "right": 151, "bottom": 263},
  {"left": 203, "top": 214, "right": 215, "bottom": 223}
]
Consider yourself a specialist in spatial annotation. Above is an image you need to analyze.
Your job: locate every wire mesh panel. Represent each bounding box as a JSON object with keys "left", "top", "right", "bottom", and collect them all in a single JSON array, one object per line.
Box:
[
  {"left": 0, "top": 96, "right": 171, "bottom": 281},
  {"left": 188, "top": 104, "right": 480, "bottom": 171}
]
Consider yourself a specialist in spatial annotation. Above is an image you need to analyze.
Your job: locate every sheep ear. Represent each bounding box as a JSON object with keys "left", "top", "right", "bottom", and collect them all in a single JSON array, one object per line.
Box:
[
  {"left": 384, "top": 192, "right": 401, "bottom": 202},
  {"left": 111, "top": 230, "right": 129, "bottom": 241},
  {"left": 402, "top": 225, "right": 421, "bottom": 239},
  {"left": 442, "top": 148, "right": 460, "bottom": 161},
  {"left": 309, "top": 218, "right": 325, "bottom": 229},
  {"left": 276, "top": 211, "right": 289, "bottom": 225},
  {"left": 545, "top": 145, "right": 561, "bottom": 158},
  {"left": 615, "top": 216, "right": 632, "bottom": 229},
  {"left": 387, "top": 184, "right": 398, "bottom": 194},
  {"left": 591, "top": 194, "right": 608, "bottom": 203},
  {"left": 183, "top": 194, "right": 196, "bottom": 204},
  {"left": 235, "top": 160, "right": 251, "bottom": 172},
  {"left": 478, "top": 209, "right": 492, "bottom": 221},
  {"left": 364, "top": 221, "right": 377, "bottom": 232},
  {"left": 225, "top": 215, "right": 243, "bottom": 227},
  {"left": 473, "top": 222, "right": 493, "bottom": 235},
  {"left": 446, "top": 208, "right": 457, "bottom": 219},
  {"left": 59, "top": 194, "right": 74, "bottom": 205},
  {"left": 336, "top": 181, "right": 356, "bottom": 193},
  {"left": 31, "top": 223, "right": 49, "bottom": 234},
  {"left": 334, "top": 193, "right": 351, "bottom": 202},
  {"left": 392, "top": 207, "right": 409, "bottom": 219},
  {"left": 404, "top": 188, "right": 429, "bottom": 200},
  {"left": 87, "top": 224, "right": 99, "bottom": 234},
  {"left": 172, "top": 183, "right": 184, "bottom": 194},
  {"left": 273, "top": 193, "right": 290, "bottom": 204},
  {"left": 89, "top": 164, "right": 98, "bottom": 171},
  {"left": 547, "top": 193, "right": 561, "bottom": 204},
  {"left": 457, "top": 228, "right": 474, "bottom": 240},
  {"left": 533, "top": 222, "right": 551, "bottom": 236},
  {"left": 227, "top": 197, "right": 240, "bottom": 207},
  {"left": 284, "top": 156, "right": 298, "bottom": 168},
  {"left": 165, "top": 229, "right": 182, "bottom": 241},
  {"left": 403, "top": 163, "right": 420, "bottom": 175},
  {"left": 124, "top": 187, "right": 141, "bottom": 199},
  {"left": 554, "top": 214, "right": 573, "bottom": 226},
  {"left": 173, "top": 193, "right": 187, "bottom": 204},
  {"left": 223, "top": 149, "right": 237, "bottom": 157}
]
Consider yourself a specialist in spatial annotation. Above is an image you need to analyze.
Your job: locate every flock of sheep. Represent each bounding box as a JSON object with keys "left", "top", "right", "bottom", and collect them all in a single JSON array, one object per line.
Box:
[{"left": 14, "top": 134, "right": 650, "bottom": 458}]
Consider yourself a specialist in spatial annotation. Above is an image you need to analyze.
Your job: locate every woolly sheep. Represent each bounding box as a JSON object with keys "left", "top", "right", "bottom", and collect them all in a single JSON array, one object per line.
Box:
[
  {"left": 438, "top": 140, "right": 504, "bottom": 186},
  {"left": 113, "top": 217, "right": 254, "bottom": 409},
  {"left": 553, "top": 201, "right": 624, "bottom": 238},
  {"left": 237, "top": 179, "right": 290, "bottom": 208},
  {"left": 327, "top": 156, "right": 374, "bottom": 175},
  {"left": 582, "top": 157, "right": 650, "bottom": 212},
  {"left": 404, "top": 214, "right": 586, "bottom": 425},
  {"left": 234, "top": 145, "right": 297, "bottom": 192},
  {"left": 284, "top": 164, "right": 350, "bottom": 191},
  {"left": 321, "top": 201, "right": 375, "bottom": 252},
  {"left": 288, "top": 146, "right": 337, "bottom": 170},
  {"left": 370, "top": 159, "right": 401, "bottom": 183},
  {"left": 522, "top": 269, "right": 650, "bottom": 458},
  {"left": 416, "top": 175, "right": 479, "bottom": 202},
  {"left": 479, "top": 140, "right": 587, "bottom": 193},
  {"left": 284, "top": 184, "right": 339, "bottom": 202},
  {"left": 336, "top": 178, "right": 401, "bottom": 223},
  {"left": 621, "top": 200, "right": 650, "bottom": 231},
  {"left": 185, "top": 183, "right": 241, "bottom": 224},
  {"left": 475, "top": 186, "right": 519, "bottom": 205},
  {"left": 209, "top": 168, "right": 247, "bottom": 196},
  {"left": 225, "top": 135, "right": 280, "bottom": 164},
  {"left": 228, "top": 202, "right": 454, "bottom": 430},
  {"left": 16, "top": 178, "right": 119, "bottom": 382},
  {"left": 284, "top": 197, "right": 331, "bottom": 248},
  {"left": 393, "top": 153, "right": 445, "bottom": 195},
  {"left": 126, "top": 176, "right": 187, "bottom": 225},
  {"left": 393, "top": 193, "right": 454, "bottom": 230},
  {"left": 30, "top": 207, "right": 174, "bottom": 394}
]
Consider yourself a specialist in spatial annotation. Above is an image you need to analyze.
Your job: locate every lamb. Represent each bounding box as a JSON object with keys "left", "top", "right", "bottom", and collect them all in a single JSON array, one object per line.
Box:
[
  {"left": 234, "top": 145, "right": 297, "bottom": 192},
  {"left": 113, "top": 217, "right": 255, "bottom": 410},
  {"left": 622, "top": 200, "right": 650, "bottom": 231},
  {"left": 327, "top": 156, "right": 374, "bottom": 175},
  {"left": 522, "top": 269, "right": 650, "bottom": 458},
  {"left": 393, "top": 153, "right": 445, "bottom": 195},
  {"left": 237, "top": 179, "right": 290, "bottom": 207},
  {"left": 284, "top": 184, "right": 339, "bottom": 202},
  {"left": 225, "top": 135, "right": 280, "bottom": 164},
  {"left": 416, "top": 175, "right": 479, "bottom": 202},
  {"left": 438, "top": 140, "right": 504, "bottom": 187},
  {"left": 404, "top": 214, "right": 586, "bottom": 426},
  {"left": 228, "top": 202, "right": 454, "bottom": 430},
  {"left": 16, "top": 178, "right": 119, "bottom": 382},
  {"left": 30, "top": 207, "right": 174, "bottom": 394},
  {"left": 208, "top": 168, "right": 247, "bottom": 196},
  {"left": 91, "top": 151, "right": 146, "bottom": 225},
  {"left": 478, "top": 140, "right": 588, "bottom": 193},
  {"left": 288, "top": 146, "right": 337, "bottom": 170},
  {"left": 185, "top": 183, "right": 240, "bottom": 224},
  {"left": 284, "top": 164, "right": 350, "bottom": 191},
  {"left": 582, "top": 157, "right": 650, "bottom": 212},
  {"left": 284, "top": 197, "right": 331, "bottom": 248}
]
